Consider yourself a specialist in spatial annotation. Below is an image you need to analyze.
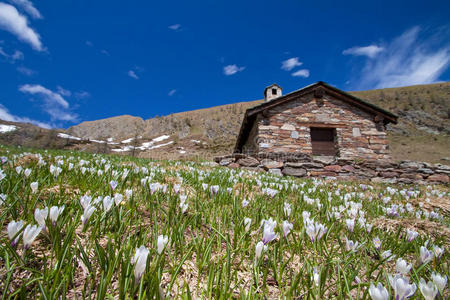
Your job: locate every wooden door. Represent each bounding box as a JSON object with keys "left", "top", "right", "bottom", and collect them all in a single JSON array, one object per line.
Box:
[{"left": 310, "top": 128, "right": 336, "bottom": 156}]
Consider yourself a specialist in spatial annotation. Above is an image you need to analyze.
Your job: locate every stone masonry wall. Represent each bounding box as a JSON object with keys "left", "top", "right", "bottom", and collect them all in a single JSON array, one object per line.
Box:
[
  {"left": 255, "top": 93, "right": 390, "bottom": 160},
  {"left": 214, "top": 153, "right": 450, "bottom": 184}
]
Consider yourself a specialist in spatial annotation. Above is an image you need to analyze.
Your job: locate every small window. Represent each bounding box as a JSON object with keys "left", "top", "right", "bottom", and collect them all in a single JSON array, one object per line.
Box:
[
  {"left": 310, "top": 127, "right": 337, "bottom": 156},
  {"left": 271, "top": 88, "right": 277, "bottom": 95}
]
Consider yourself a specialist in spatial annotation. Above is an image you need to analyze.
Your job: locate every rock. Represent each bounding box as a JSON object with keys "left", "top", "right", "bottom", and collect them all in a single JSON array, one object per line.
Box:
[
  {"left": 441, "top": 157, "right": 450, "bottom": 162},
  {"left": 324, "top": 165, "right": 342, "bottom": 172},
  {"left": 241, "top": 167, "right": 264, "bottom": 172},
  {"left": 285, "top": 162, "right": 324, "bottom": 169},
  {"left": 314, "top": 156, "right": 336, "bottom": 164},
  {"left": 434, "top": 164, "right": 450, "bottom": 171},
  {"left": 399, "top": 161, "right": 423, "bottom": 169},
  {"left": 427, "top": 174, "right": 449, "bottom": 183},
  {"left": 281, "top": 124, "right": 296, "bottom": 130},
  {"left": 261, "top": 159, "right": 284, "bottom": 170},
  {"left": 268, "top": 168, "right": 283, "bottom": 176},
  {"left": 400, "top": 173, "right": 423, "bottom": 180},
  {"left": 219, "top": 158, "right": 233, "bottom": 166},
  {"left": 418, "top": 168, "right": 434, "bottom": 174},
  {"left": 282, "top": 167, "right": 307, "bottom": 177},
  {"left": 309, "top": 170, "right": 337, "bottom": 177},
  {"left": 371, "top": 177, "right": 397, "bottom": 184},
  {"left": 341, "top": 165, "right": 356, "bottom": 172},
  {"left": 380, "top": 171, "right": 399, "bottom": 178},
  {"left": 237, "top": 157, "right": 259, "bottom": 167},
  {"left": 228, "top": 163, "right": 240, "bottom": 169}
]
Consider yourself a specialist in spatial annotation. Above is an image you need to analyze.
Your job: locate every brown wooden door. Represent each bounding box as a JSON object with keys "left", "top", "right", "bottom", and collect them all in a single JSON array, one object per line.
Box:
[{"left": 310, "top": 128, "right": 336, "bottom": 156}]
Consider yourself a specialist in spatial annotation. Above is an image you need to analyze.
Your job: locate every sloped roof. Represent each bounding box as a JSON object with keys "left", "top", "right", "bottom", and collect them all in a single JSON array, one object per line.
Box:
[{"left": 234, "top": 81, "right": 398, "bottom": 153}]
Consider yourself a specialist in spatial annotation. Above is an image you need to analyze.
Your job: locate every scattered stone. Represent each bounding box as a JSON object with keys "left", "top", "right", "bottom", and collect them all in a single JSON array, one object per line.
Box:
[
  {"left": 324, "top": 165, "right": 342, "bottom": 172},
  {"left": 427, "top": 174, "right": 449, "bottom": 183}
]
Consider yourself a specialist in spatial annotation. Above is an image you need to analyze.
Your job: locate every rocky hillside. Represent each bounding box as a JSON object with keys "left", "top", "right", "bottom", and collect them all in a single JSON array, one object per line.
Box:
[{"left": 0, "top": 82, "right": 448, "bottom": 163}]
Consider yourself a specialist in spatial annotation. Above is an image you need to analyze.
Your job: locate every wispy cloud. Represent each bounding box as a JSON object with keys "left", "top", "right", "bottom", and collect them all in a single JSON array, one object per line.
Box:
[
  {"left": 74, "top": 91, "right": 90, "bottom": 99},
  {"left": 291, "top": 69, "right": 310, "bottom": 78},
  {"left": 128, "top": 70, "right": 139, "bottom": 79},
  {"left": 16, "top": 65, "right": 35, "bottom": 75},
  {"left": 349, "top": 27, "right": 450, "bottom": 89},
  {"left": 342, "top": 45, "right": 384, "bottom": 59},
  {"left": 57, "top": 86, "right": 71, "bottom": 97},
  {"left": 0, "top": 103, "right": 51, "bottom": 128},
  {"left": 0, "top": 47, "right": 23, "bottom": 61},
  {"left": 168, "top": 24, "right": 181, "bottom": 31},
  {"left": 281, "top": 57, "right": 303, "bottom": 71},
  {"left": 100, "top": 49, "right": 110, "bottom": 56},
  {"left": 18, "top": 84, "right": 78, "bottom": 121},
  {"left": 0, "top": 3, "right": 44, "bottom": 51},
  {"left": 223, "top": 64, "right": 245, "bottom": 76},
  {"left": 168, "top": 89, "right": 177, "bottom": 96},
  {"left": 85, "top": 40, "right": 93, "bottom": 47},
  {"left": 9, "top": 0, "right": 42, "bottom": 19}
]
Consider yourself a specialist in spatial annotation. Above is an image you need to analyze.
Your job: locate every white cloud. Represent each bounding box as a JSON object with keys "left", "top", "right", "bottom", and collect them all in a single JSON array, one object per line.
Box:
[
  {"left": 74, "top": 91, "right": 90, "bottom": 99},
  {"left": 281, "top": 57, "right": 303, "bottom": 71},
  {"left": 223, "top": 64, "right": 245, "bottom": 76},
  {"left": 168, "top": 24, "right": 181, "bottom": 30},
  {"left": 291, "top": 69, "right": 310, "bottom": 78},
  {"left": 168, "top": 89, "right": 176, "bottom": 96},
  {"left": 0, "top": 3, "right": 43, "bottom": 51},
  {"left": 85, "top": 40, "right": 93, "bottom": 47},
  {"left": 342, "top": 45, "right": 384, "bottom": 59},
  {"left": 352, "top": 27, "right": 450, "bottom": 89},
  {"left": 0, "top": 47, "right": 23, "bottom": 61},
  {"left": 18, "top": 84, "right": 78, "bottom": 121},
  {"left": 16, "top": 65, "right": 35, "bottom": 75},
  {"left": 100, "top": 49, "right": 109, "bottom": 56},
  {"left": 57, "top": 86, "right": 71, "bottom": 97},
  {"left": 128, "top": 70, "right": 139, "bottom": 79},
  {"left": 9, "top": 0, "right": 42, "bottom": 19},
  {"left": 0, "top": 103, "right": 51, "bottom": 128}
]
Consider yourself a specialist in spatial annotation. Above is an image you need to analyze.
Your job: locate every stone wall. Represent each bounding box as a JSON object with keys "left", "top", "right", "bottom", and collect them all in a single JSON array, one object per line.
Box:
[
  {"left": 214, "top": 153, "right": 450, "bottom": 184},
  {"left": 253, "top": 93, "right": 390, "bottom": 160}
]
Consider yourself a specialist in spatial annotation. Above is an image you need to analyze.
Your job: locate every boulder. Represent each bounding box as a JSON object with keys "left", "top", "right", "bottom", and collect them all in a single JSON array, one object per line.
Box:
[
  {"left": 261, "top": 159, "right": 284, "bottom": 170},
  {"left": 427, "top": 174, "right": 449, "bottom": 183},
  {"left": 237, "top": 157, "right": 259, "bottom": 167},
  {"left": 282, "top": 167, "right": 307, "bottom": 177},
  {"left": 219, "top": 158, "right": 233, "bottom": 166}
]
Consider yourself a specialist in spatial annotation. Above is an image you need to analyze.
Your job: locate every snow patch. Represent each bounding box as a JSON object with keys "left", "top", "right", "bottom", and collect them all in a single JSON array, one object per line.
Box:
[
  {"left": 57, "top": 133, "right": 81, "bottom": 140},
  {"left": 121, "top": 137, "right": 134, "bottom": 144},
  {"left": 0, "top": 124, "right": 17, "bottom": 133},
  {"left": 153, "top": 135, "right": 170, "bottom": 142}
]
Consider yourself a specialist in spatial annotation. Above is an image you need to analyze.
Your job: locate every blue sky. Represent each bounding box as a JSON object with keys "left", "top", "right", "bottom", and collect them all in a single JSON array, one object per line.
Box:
[{"left": 0, "top": 0, "right": 449, "bottom": 129}]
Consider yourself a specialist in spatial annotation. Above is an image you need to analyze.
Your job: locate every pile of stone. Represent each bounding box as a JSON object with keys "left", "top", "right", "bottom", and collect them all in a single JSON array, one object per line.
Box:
[{"left": 214, "top": 153, "right": 450, "bottom": 184}]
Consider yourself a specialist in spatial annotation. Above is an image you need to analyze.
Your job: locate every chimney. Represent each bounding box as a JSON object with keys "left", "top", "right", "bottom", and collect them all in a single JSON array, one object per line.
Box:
[{"left": 264, "top": 84, "right": 282, "bottom": 102}]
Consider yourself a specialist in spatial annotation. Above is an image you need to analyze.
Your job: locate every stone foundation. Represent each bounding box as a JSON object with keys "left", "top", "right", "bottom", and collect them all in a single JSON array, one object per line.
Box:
[{"left": 214, "top": 153, "right": 450, "bottom": 184}]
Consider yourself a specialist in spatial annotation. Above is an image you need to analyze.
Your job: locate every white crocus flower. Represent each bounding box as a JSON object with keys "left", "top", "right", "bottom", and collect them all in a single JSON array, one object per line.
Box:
[
  {"left": 373, "top": 237, "right": 381, "bottom": 250},
  {"left": 306, "top": 221, "right": 327, "bottom": 242},
  {"left": 388, "top": 274, "right": 416, "bottom": 300},
  {"left": 242, "top": 199, "right": 249, "bottom": 207},
  {"left": 244, "top": 218, "right": 252, "bottom": 232},
  {"left": 23, "top": 224, "right": 42, "bottom": 250},
  {"left": 255, "top": 241, "right": 267, "bottom": 260},
  {"left": 432, "top": 245, "right": 444, "bottom": 258},
  {"left": 16, "top": 166, "right": 23, "bottom": 174},
  {"left": 284, "top": 202, "right": 291, "bottom": 216},
  {"left": 369, "top": 282, "right": 389, "bottom": 300},
  {"left": 420, "top": 246, "right": 433, "bottom": 264},
  {"left": 30, "top": 182, "right": 38, "bottom": 193},
  {"left": 0, "top": 193, "right": 6, "bottom": 205},
  {"left": 312, "top": 267, "right": 320, "bottom": 287},
  {"left": 133, "top": 245, "right": 149, "bottom": 281},
  {"left": 34, "top": 207, "right": 49, "bottom": 228},
  {"left": 419, "top": 278, "right": 438, "bottom": 300},
  {"left": 346, "top": 218, "right": 355, "bottom": 232},
  {"left": 114, "top": 193, "right": 123, "bottom": 205},
  {"left": 406, "top": 229, "right": 418, "bottom": 241},
  {"left": 395, "top": 258, "right": 412, "bottom": 276},
  {"left": 81, "top": 205, "right": 96, "bottom": 225},
  {"left": 157, "top": 235, "right": 169, "bottom": 255},
  {"left": 49, "top": 206, "right": 65, "bottom": 225},
  {"left": 103, "top": 196, "right": 114, "bottom": 212},
  {"left": 381, "top": 250, "right": 396, "bottom": 261},
  {"left": 24, "top": 168, "right": 31, "bottom": 177},
  {"left": 7, "top": 220, "right": 24, "bottom": 246},
  {"left": 282, "top": 220, "right": 293, "bottom": 237},
  {"left": 431, "top": 272, "right": 447, "bottom": 295},
  {"left": 125, "top": 189, "right": 133, "bottom": 200},
  {"left": 109, "top": 180, "right": 118, "bottom": 190}
]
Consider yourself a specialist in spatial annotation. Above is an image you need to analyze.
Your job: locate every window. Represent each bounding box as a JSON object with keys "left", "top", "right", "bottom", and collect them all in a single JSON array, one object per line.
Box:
[
  {"left": 310, "top": 127, "right": 337, "bottom": 156},
  {"left": 272, "top": 88, "right": 277, "bottom": 95}
]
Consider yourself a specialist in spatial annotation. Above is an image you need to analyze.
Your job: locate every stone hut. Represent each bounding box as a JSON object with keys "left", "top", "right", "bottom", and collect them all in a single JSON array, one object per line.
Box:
[{"left": 234, "top": 82, "right": 398, "bottom": 161}]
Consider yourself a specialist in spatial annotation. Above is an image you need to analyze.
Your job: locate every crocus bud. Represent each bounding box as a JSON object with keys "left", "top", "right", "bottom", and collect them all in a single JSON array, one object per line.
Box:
[
  {"left": 255, "top": 241, "right": 266, "bottom": 260},
  {"left": 49, "top": 206, "right": 64, "bottom": 225},
  {"left": 368, "top": 282, "right": 389, "bottom": 300},
  {"left": 157, "top": 235, "right": 169, "bottom": 254},
  {"left": 419, "top": 278, "right": 438, "bottom": 300},
  {"left": 388, "top": 274, "right": 416, "bottom": 300},
  {"left": 133, "top": 245, "right": 149, "bottom": 281},
  {"left": 244, "top": 218, "right": 251, "bottom": 233},
  {"left": 34, "top": 207, "right": 49, "bottom": 228},
  {"left": 103, "top": 196, "right": 114, "bottom": 212}
]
